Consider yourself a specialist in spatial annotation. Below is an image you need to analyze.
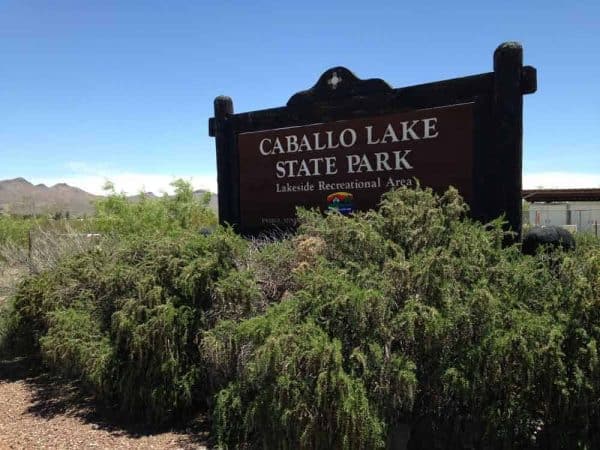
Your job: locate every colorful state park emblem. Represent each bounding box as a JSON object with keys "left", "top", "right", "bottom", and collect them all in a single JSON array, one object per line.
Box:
[{"left": 327, "top": 192, "right": 354, "bottom": 215}]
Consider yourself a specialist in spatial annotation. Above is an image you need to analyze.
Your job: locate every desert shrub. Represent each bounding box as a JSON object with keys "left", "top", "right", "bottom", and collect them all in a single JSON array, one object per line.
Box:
[
  {"left": 0, "top": 215, "right": 34, "bottom": 247},
  {"left": 0, "top": 296, "right": 23, "bottom": 357},
  {"left": 1, "top": 227, "right": 253, "bottom": 423},
  {"left": 40, "top": 307, "right": 115, "bottom": 392},
  {"left": 0, "top": 179, "right": 216, "bottom": 322},
  {"left": 3, "top": 183, "right": 600, "bottom": 448},
  {"left": 0, "top": 179, "right": 215, "bottom": 269},
  {"left": 245, "top": 234, "right": 297, "bottom": 303},
  {"left": 212, "top": 315, "right": 385, "bottom": 449},
  {"left": 204, "top": 187, "right": 600, "bottom": 449},
  {"left": 92, "top": 179, "right": 216, "bottom": 238}
]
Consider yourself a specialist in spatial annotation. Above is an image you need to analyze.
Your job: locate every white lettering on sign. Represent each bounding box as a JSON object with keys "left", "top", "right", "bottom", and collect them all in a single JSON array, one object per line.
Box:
[
  {"left": 238, "top": 103, "right": 475, "bottom": 231},
  {"left": 346, "top": 150, "right": 413, "bottom": 174},
  {"left": 275, "top": 156, "right": 338, "bottom": 178},
  {"left": 423, "top": 118, "right": 439, "bottom": 139},
  {"left": 254, "top": 114, "right": 443, "bottom": 183},
  {"left": 257, "top": 118, "right": 437, "bottom": 157}
]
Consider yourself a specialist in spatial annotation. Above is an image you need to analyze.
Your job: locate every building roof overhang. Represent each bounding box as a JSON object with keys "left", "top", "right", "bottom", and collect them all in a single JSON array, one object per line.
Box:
[{"left": 523, "top": 189, "right": 600, "bottom": 202}]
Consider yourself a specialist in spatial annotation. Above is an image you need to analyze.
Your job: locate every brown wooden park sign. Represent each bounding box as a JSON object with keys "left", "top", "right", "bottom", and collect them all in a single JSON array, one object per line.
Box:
[{"left": 209, "top": 42, "right": 537, "bottom": 236}]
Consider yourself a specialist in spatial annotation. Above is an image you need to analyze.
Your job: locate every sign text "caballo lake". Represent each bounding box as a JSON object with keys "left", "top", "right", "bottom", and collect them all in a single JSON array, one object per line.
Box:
[{"left": 257, "top": 117, "right": 439, "bottom": 179}]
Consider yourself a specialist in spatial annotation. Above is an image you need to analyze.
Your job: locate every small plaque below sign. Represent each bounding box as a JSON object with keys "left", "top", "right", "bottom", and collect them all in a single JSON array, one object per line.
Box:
[{"left": 238, "top": 103, "right": 474, "bottom": 230}]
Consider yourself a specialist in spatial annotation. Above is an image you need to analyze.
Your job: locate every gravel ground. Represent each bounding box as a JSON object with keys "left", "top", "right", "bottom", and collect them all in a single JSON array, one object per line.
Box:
[{"left": 0, "top": 358, "right": 211, "bottom": 449}]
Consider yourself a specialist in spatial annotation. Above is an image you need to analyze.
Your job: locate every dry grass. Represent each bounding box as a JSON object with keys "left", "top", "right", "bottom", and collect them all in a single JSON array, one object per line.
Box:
[
  {"left": 0, "top": 264, "right": 26, "bottom": 306},
  {"left": 0, "top": 223, "right": 105, "bottom": 306},
  {"left": 0, "top": 223, "right": 104, "bottom": 276}
]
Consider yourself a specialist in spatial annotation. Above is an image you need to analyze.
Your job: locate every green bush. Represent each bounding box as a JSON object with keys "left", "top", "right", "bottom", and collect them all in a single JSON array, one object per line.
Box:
[
  {"left": 1, "top": 227, "right": 251, "bottom": 423},
  {"left": 204, "top": 187, "right": 600, "bottom": 449},
  {"left": 40, "top": 307, "right": 114, "bottom": 391},
  {"left": 2, "top": 185, "right": 600, "bottom": 449},
  {"left": 212, "top": 316, "right": 385, "bottom": 449},
  {"left": 0, "top": 215, "right": 34, "bottom": 247},
  {"left": 92, "top": 179, "right": 217, "bottom": 238},
  {"left": 0, "top": 213, "right": 92, "bottom": 251}
]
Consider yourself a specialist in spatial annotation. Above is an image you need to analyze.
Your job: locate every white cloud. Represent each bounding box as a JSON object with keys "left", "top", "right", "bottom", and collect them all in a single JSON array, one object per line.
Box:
[
  {"left": 523, "top": 172, "right": 600, "bottom": 189},
  {"left": 29, "top": 163, "right": 218, "bottom": 195}
]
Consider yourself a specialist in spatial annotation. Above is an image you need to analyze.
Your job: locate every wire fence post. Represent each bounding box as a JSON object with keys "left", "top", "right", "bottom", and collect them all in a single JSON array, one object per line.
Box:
[{"left": 27, "top": 229, "right": 33, "bottom": 274}]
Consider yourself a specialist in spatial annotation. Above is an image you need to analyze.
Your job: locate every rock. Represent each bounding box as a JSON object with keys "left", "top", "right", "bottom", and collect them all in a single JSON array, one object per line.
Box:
[{"left": 521, "top": 226, "right": 576, "bottom": 256}]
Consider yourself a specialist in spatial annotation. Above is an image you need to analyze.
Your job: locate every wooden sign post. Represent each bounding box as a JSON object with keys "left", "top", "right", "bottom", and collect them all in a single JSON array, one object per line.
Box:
[{"left": 209, "top": 42, "right": 536, "bottom": 236}]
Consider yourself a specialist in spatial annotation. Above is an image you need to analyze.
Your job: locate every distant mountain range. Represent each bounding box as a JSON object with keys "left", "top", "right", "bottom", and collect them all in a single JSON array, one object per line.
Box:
[{"left": 0, "top": 178, "right": 218, "bottom": 216}]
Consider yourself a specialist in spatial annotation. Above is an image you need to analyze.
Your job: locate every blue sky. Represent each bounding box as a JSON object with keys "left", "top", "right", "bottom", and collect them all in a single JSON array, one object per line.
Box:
[{"left": 1, "top": 0, "right": 598, "bottom": 194}]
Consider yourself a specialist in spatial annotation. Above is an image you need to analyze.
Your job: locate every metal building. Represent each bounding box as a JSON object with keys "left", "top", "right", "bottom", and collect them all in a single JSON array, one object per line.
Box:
[{"left": 523, "top": 189, "right": 600, "bottom": 235}]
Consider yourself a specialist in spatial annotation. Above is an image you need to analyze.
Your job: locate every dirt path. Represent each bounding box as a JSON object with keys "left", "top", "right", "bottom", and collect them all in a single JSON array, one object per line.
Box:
[{"left": 0, "top": 358, "right": 210, "bottom": 449}]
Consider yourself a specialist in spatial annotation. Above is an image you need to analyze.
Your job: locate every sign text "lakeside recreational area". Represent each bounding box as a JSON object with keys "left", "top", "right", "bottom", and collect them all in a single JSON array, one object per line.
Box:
[{"left": 238, "top": 103, "right": 473, "bottom": 228}]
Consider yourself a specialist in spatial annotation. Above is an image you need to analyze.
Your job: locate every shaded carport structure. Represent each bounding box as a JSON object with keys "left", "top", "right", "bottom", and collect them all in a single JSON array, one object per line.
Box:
[
  {"left": 523, "top": 188, "right": 600, "bottom": 202},
  {"left": 523, "top": 189, "right": 600, "bottom": 235}
]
